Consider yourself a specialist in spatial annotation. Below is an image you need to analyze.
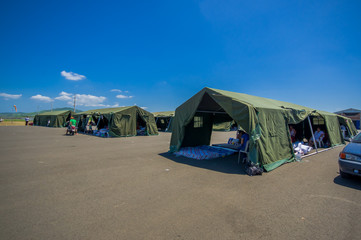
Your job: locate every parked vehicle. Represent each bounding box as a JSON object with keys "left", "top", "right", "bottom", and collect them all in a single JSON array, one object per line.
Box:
[{"left": 339, "top": 132, "right": 361, "bottom": 178}]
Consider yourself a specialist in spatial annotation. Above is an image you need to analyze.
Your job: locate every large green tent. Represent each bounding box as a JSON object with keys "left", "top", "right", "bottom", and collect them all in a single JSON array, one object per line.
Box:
[
  {"left": 33, "top": 110, "right": 74, "bottom": 127},
  {"left": 170, "top": 87, "right": 356, "bottom": 171},
  {"left": 153, "top": 111, "right": 175, "bottom": 132},
  {"left": 76, "top": 106, "right": 158, "bottom": 137}
]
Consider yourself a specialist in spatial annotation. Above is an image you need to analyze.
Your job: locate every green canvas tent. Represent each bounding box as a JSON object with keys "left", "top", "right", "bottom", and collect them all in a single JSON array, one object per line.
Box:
[
  {"left": 33, "top": 110, "right": 74, "bottom": 127},
  {"left": 154, "top": 111, "right": 175, "bottom": 132},
  {"left": 170, "top": 87, "right": 356, "bottom": 171},
  {"left": 76, "top": 106, "right": 158, "bottom": 137}
]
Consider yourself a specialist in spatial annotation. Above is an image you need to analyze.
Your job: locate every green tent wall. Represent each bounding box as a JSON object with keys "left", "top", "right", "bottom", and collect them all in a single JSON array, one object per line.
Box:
[
  {"left": 170, "top": 87, "right": 355, "bottom": 171},
  {"left": 33, "top": 110, "right": 74, "bottom": 127}
]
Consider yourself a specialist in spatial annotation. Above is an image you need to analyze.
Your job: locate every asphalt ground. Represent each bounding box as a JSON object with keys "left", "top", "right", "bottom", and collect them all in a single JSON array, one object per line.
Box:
[{"left": 1, "top": 126, "right": 361, "bottom": 240}]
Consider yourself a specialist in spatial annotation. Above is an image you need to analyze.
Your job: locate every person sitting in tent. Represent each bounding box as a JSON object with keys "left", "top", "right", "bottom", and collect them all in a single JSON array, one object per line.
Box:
[
  {"left": 309, "top": 127, "right": 324, "bottom": 147},
  {"left": 228, "top": 130, "right": 249, "bottom": 151},
  {"left": 238, "top": 130, "right": 249, "bottom": 151},
  {"left": 289, "top": 125, "right": 296, "bottom": 143}
]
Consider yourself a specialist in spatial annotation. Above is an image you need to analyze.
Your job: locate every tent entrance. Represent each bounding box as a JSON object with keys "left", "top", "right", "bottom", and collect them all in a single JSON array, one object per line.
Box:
[
  {"left": 290, "top": 115, "right": 330, "bottom": 148},
  {"left": 181, "top": 92, "right": 235, "bottom": 148},
  {"left": 136, "top": 114, "right": 147, "bottom": 136},
  {"left": 97, "top": 115, "right": 109, "bottom": 129},
  {"left": 156, "top": 117, "right": 171, "bottom": 131}
]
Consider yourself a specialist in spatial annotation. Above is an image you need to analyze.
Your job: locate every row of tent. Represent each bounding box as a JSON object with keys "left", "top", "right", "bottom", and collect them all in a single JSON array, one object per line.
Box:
[
  {"left": 33, "top": 106, "right": 159, "bottom": 137},
  {"left": 33, "top": 87, "right": 358, "bottom": 171},
  {"left": 33, "top": 108, "right": 233, "bottom": 133}
]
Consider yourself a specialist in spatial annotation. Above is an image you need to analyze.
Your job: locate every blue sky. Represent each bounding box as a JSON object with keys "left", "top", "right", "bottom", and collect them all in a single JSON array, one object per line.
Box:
[{"left": 0, "top": 0, "right": 360, "bottom": 113}]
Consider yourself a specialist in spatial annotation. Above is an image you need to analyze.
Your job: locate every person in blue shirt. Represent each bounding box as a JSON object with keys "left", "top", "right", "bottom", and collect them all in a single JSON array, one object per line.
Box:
[{"left": 236, "top": 130, "right": 249, "bottom": 151}]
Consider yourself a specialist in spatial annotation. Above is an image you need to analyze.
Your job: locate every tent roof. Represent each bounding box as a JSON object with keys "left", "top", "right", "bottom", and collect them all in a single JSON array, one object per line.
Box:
[
  {"left": 77, "top": 106, "right": 134, "bottom": 115},
  {"left": 153, "top": 111, "right": 175, "bottom": 117},
  {"left": 37, "top": 110, "right": 73, "bottom": 116},
  {"left": 204, "top": 87, "right": 316, "bottom": 111},
  {"left": 76, "top": 106, "right": 156, "bottom": 115},
  {"left": 183, "top": 87, "right": 337, "bottom": 117}
]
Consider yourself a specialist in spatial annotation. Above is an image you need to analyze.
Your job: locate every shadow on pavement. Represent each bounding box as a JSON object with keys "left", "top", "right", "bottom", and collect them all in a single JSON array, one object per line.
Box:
[
  {"left": 158, "top": 152, "right": 246, "bottom": 175},
  {"left": 334, "top": 175, "right": 361, "bottom": 191}
]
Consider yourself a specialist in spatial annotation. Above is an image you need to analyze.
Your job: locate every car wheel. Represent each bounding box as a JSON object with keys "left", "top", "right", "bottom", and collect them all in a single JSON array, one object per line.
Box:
[{"left": 340, "top": 169, "right": 350, "bottom": 178}]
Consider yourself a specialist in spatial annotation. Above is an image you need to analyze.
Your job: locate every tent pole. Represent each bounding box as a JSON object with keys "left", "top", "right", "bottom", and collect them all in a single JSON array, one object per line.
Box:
[
  {"left": 166, "top": 117, "right": 172, "bottom": 132},
  {"left": 308, "top": 116, "right": 318, "bottom": 153}
]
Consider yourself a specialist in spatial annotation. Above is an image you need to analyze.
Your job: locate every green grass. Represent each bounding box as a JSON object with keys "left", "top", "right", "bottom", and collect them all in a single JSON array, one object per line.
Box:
[{"left": 2, "top": 119, "right": 26, "bottom": 122}]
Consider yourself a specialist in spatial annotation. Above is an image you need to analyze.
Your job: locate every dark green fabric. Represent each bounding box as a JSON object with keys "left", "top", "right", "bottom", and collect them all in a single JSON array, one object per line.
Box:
[
  {"left": 75, "top": 106, "right": 158, "bottom": 137},
  {"left": 316, "top": 111, "right": 344, "bottom": 146},
  {"left": 212, "top": 120, "right": 235, "bottom": 131},
  {"left": 170, "top": 87, "right": 349, "bottom": 171},
  {"left": 33, "top": 110, "right": 74, "bottom": 128},
  {"left": 181, "top": 112, "right": 213, "bottom": 147}
]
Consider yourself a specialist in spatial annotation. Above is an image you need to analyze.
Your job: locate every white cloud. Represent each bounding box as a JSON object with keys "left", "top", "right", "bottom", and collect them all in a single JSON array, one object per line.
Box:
[
  {"left": 55, "top": 91, "right": 72, "bottom": 101},
  {"left": 110, "top": 103, "right": 120, "bottom": 107},
  {"left": 110, "top": 89, "right": 122, "bottom": 93},
  {"left": 0, "top": 93, "right": 22, "bottom": 100},
  {"left": 116, "top": 94, "right": 133, "bottom": 99},
  {"left": 61, "top": 70, "right": 86, "bottom": 81},
  {"left": 30, "top": 94, "right": 53, "bottom": 102},
  {"left": 73, "top": 94, "right": 107, "bottom": 107},
  {"left": 141, "top": 107, "right": 148, "bottom": 110}
]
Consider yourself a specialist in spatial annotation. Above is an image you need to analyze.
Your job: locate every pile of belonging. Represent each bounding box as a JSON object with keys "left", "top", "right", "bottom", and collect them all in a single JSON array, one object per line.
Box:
[
  {"left": 137, "top": 127, "right": 146, "bottom": 136},
  {"left": 293, "top": 141, "right": 312, "bottom": 158},
  {"left": 93, "top": 128, "right": 110, "bottom": 138},
  {"left": 245, "top": 163, "right": 264, "bottom": 176},
  {"left": 175, "top": 145, "right": 235, "bottom": 160}
]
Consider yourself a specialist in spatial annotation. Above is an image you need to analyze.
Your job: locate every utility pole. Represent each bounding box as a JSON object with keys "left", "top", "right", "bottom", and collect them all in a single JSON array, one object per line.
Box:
[
  {"left": 73, "top": 94, "right": 76, "bottom": 112},
  {"left": 51, "top": 103, "right": 53, "bottom": 112}
]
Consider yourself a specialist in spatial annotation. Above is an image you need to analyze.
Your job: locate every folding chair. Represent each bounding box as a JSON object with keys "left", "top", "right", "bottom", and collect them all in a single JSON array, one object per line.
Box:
[{"left": 238, "top": 141, "right": 250, "bottom": 164}]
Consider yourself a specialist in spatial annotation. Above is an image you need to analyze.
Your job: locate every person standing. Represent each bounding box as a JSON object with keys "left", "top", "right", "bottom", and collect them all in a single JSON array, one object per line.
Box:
[
  {"left": 340, "top": 124, "right": 347, "bottom": 138},
  {"left": 69, "top": 116, "right": 77, "bottom": 135},
  {"left": 289, "top": 125, "right": 296, "bottom": 143},
  {"left": 25, "top": 116, "right": 30, "bottom": 126}
]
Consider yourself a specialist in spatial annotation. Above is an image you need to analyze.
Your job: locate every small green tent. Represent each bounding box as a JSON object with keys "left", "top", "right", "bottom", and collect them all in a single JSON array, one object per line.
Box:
[
  {"left": 33, "top": 110, "right": 74, "bottom": 127},
  {"left": 170, "top": 87, "right": 356, "bottom": 171},
  {"left": 76, "top": 106, "right": 158, "bottom": 137},
  {"left": 153, "top": 111, "right": 174, "bottom": 132}
]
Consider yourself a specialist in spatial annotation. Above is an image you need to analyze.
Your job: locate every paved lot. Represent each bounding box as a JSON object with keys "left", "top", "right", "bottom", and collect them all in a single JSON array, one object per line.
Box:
[{"left": 1, "top": 126, "right": 361, "bottom": 240}]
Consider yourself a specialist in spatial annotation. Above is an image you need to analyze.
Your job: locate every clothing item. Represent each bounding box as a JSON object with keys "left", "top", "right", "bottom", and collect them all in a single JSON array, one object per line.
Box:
[
  {"left": 314, "top": 130, "right": 324, "bottom": 140},
  {"left": 70, "top": 119, "right": 77, "bottom": 126}
]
